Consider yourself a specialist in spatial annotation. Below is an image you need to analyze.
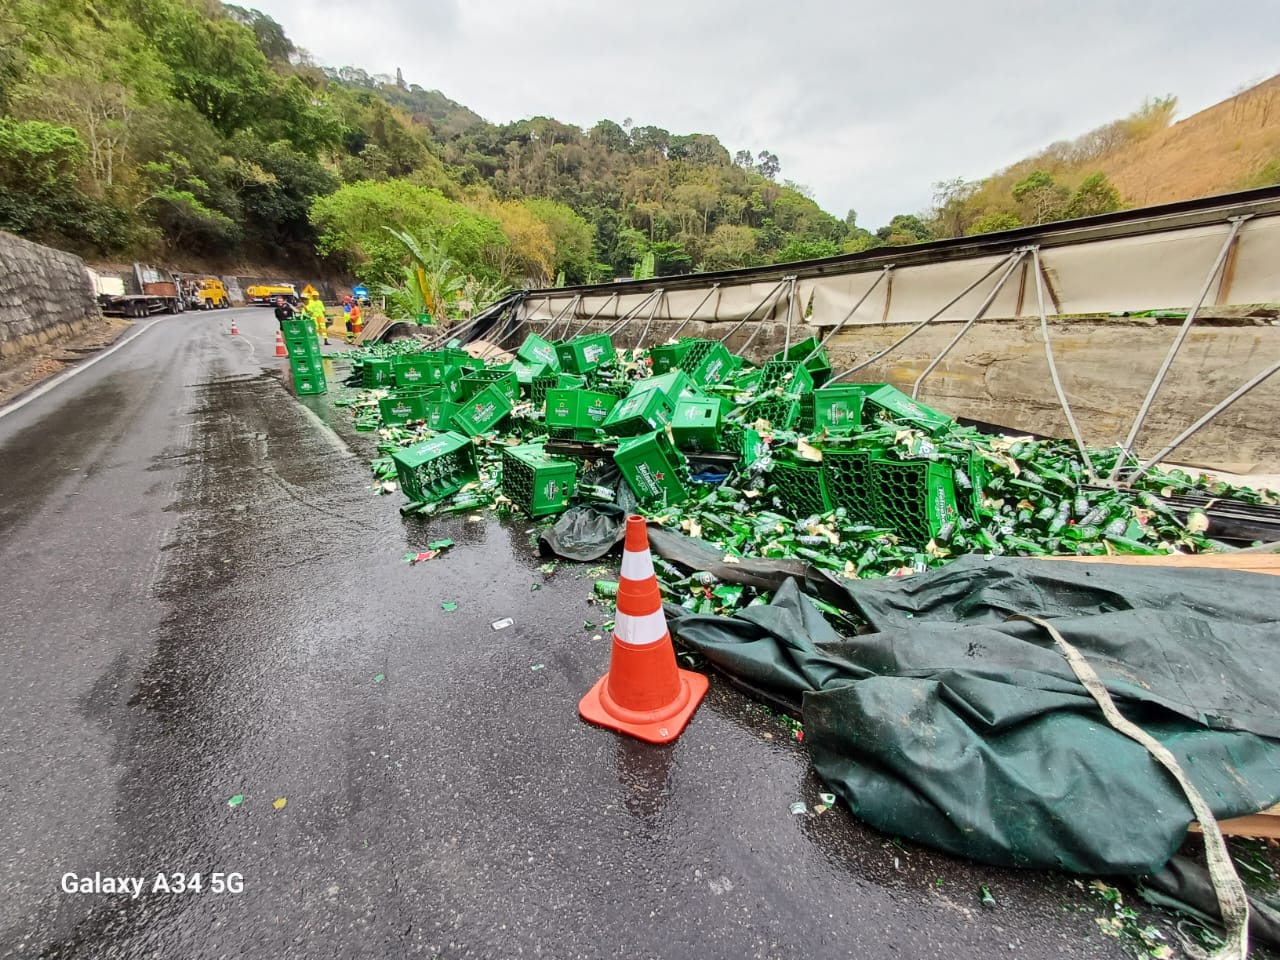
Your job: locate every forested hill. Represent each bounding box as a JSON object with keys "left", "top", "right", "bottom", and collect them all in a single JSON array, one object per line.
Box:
[
  {"left": 3, "top": 1, "right": 1278, "bottom": 294},
  {"left": 0, "top": 0, "right": 863, "bottom": 288}
]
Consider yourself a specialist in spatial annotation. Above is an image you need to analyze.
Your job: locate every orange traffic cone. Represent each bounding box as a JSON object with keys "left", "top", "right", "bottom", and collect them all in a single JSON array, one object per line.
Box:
[
  {"left": 579, "top": 515, "right": 708, "bottom": 744},
  {"left": 275, "top": 330, "right": 287, "bottom": 357},
  {"left": 230, "top": 319, "right": 238, "bottom": 336}
]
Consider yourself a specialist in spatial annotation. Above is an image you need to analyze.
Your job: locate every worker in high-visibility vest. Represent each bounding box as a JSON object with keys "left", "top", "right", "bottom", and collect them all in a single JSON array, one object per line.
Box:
[
  {"left": 303, "top": 293, "right": 328, "bottom": 345},
  {"left": 349, "top": 302, "right": 363, "bottom": 341}
]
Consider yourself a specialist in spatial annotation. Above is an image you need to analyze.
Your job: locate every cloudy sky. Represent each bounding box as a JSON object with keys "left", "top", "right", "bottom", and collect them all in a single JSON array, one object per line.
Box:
[{"left": 252, "top": 0, "right": 1279, "bottom": 227}]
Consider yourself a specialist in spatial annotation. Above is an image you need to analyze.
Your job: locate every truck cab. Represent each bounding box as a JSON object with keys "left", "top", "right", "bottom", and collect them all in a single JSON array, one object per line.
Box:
[{"left": 196, "top": 278, "right": 230, "bottom": 309}]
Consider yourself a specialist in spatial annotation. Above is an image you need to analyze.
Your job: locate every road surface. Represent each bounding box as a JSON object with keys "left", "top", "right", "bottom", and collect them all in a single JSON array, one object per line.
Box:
[{"left": 0, "top": 307, "right": 1141, "bottom": 958}]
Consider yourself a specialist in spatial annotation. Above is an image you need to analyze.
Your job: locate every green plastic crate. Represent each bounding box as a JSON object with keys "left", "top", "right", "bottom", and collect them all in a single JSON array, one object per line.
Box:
[
  {"left": 863, "top": 385, "right": 953, "bottom": 435},
  {"left": 810, "top": 384, "right": 877, "bottom": 434},
  {"left": 870, "top": 458, "right": 959, "bottom": 544},
  {"left": 758, "top": 360, "right": 814, "bottom": 397},
  {"left": 773, "top": 337, "right": 832, "bottom": 387},
  {"left": 770, "top": 456, "right": 831, "bottom": 517},
  {"left": 362, "top": 358, "right": 394, "bottom": 388},
  {"left": 449, "top": 383, "right": 513, "bottom": 437},
  {"left": 649, "top": 340, "right": 694, "bottom": 374},
  {"left": 613, "top": 430, "right": 690, "bottom": 506},
  {"left": 687, "top": 342, "right": 735, "bottom": 387},
  {"left": 378, "top": 390, "right": 442, "bottom": 425},
  {"left": 744, "top": 395, "right": 799, "bottom": 431},
  {"left": 532, "top": 372, "right": 585, "bottom": 408},
  {"left": 501, "top": 444, "right": 578, "bottom": 517},
  {"left": 393, "top": 356, "right": 434, "bottom": 389},
  {"left": 596, "top": 380, "right": 635, "bottom": 400},
  {"left": 391, "top": 432, "right": 478, "bottom": 502},
  {"left": 507, "top": 358, "right": 550, "bottom": 389},
  {"left": 284, "top": 332, "right": 321, "bottom": 357},
  {"left": 424, "top": 398, "right": 462, "bottom": 431},
  {"left": 460, "top": 369, "right": 519, "bottom": 406},
  {"left": 545, "top": 388, "right": 617, "bottom": 432},
  {"left": 425, "top": 352, "right": 482, "bottom": 385},
  {"left": 965, "top": 450, "right": 993, "bottom": 520},
  {"left": 602, "top": 383, "right": 675, "bottom": 437},
  {"left": 289, "top": 354, "right": 324, "bottom": 380},
  {"left": 633, "top": 369, "right": 699, "bottom": 405},
  {"left": 281, "top": 317, "right": 316, "bottom": 341},
  {"left": 669, "top": 398, "right": 721, "bottom": 452},
  {"left": 293, "top": 368, "right": 327, "bottom": 395},
  {"left": 555, "top": 334, "right": 615, "bottom": 374},
  {"left": 821, "top": 446, "right": 885, "bottom": 525},
  {"left": 517, "top": 333, "right": 560, "bottom": 370}
]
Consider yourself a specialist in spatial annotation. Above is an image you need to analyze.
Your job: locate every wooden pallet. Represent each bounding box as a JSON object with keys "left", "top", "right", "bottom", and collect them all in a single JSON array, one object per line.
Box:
[
  {"left": 1049, "top": 552, "right": 1280, "bottom": 578},
  {"left": 1190, "top": 805, "right": 1280, "bottom": 839}
]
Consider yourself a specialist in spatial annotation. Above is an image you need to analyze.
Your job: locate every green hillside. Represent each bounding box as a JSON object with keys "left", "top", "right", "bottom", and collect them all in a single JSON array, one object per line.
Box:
[{"left": 0, "top": 0, "right": 866, "bottom": 289}]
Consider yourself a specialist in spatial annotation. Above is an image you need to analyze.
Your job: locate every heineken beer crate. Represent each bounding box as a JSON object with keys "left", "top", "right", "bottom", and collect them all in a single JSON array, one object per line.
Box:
[
  {"left": 555, "top": 333, "right": 616, "bottom": 374},
  {"left": 545, "top": 388, "right": 617, "bottom": 433},
  {"left": 602, "top": 383, "right": 675, "bottom": 437},
  {"left": 449, "top": 383, "right": 513, "bottom": 437},
  {"left": 501, "top": 444, "right": 578, "bottom": 517},
  {"left": 391, "top": 432, "right": 477, "bottom": 502},
  {"left": 613, "top": 430, "right": 690, "bottom": 506}
]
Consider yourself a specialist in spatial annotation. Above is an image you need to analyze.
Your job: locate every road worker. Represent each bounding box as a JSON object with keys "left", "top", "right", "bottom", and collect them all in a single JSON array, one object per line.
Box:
[{"left": 303, "top": 292, "right": 329, "bottom": 345}]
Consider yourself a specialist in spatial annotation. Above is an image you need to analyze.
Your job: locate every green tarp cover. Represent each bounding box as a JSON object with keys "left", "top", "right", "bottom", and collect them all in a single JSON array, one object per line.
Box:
[{"left": 663, "top": 556, "right": 1280, "bottom": 876}]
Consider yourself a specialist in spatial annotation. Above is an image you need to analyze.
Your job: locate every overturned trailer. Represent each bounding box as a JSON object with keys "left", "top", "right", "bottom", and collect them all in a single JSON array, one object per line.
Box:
[{"left": 469, "top": 186, "right": 1280, "bottom": 475}]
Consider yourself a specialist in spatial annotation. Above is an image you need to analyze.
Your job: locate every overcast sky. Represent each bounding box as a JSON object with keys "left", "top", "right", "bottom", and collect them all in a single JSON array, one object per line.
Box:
[{"left": 252, "top": 0, "right": 1279, "bottom": 227}]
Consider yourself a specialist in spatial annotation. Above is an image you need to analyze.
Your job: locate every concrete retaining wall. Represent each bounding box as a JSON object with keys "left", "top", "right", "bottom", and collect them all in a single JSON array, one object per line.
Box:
[
  {"left": 527, "top": 314, "right": 1280, "bottom": 473},
  {"left": 0, "top": 232, "right": 99, "bottom": 362}
]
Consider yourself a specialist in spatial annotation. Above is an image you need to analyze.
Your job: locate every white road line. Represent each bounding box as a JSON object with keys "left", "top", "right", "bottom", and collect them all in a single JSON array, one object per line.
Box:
[{"left": 0, "top": 313, "right": 179, "bottom": 421}]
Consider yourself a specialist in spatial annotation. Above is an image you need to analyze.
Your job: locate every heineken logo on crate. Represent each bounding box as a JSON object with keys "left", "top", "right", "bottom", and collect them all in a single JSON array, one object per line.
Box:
[
  {"left": 415, "top": 437, "right": 451, "bottom": 456},
  {"left": 554, "top": 400, "right": 570, "bottom": 417},
  {"left": 470, "top": 401, "right": 496, "bottom": 422},
  {"left": 534, "top": 346, "right": 555, "bottom": 364},
  {"left": 831, "top": 405, "right": 848, "bottom": 423},
  {"left": 391, "top": 403, "right": 412, "bottom": 417},
  {"left": 704, "top": 359, "right": 725, "bottom": 382},
  {"left": 584, "top": 344, "right": 605, "bottom": 362},
  {"left": 935, "top": 486, "right": 952, "bottom": 520},
  {"left": 635, "top": 463, "right": 663, "bottom": 497},
  {"left": 543, "top": 480, "right": 561, "bottom": 501},
  {"left": 403, "top": 367, "right": 422, "bottom": 381}
]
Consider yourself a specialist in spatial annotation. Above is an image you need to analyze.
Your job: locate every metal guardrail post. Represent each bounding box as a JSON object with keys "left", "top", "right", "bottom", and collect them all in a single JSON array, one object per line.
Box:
[
  {"left": 806, "top": 265, "right": 892, "bottom": 361},
  {"left": 1031, "top": 247, "right": 1098, "bottom": 481},
  {"left": 1122, "top": 359, "right": 1280, "bottom": 488},
  {"left": 830, "top": 252, "right": 1020, "bottom": 382},
  {"left": 1106, "top": 215, "right": 1251, "bottom": 481},
  {"left": 910, "top": 251, "right": 1026, "bottom": 399}
]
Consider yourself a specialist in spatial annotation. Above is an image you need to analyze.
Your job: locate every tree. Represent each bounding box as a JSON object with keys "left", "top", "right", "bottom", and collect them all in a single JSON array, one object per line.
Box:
[
  {"left": 1063, "top": 172, "right": 1122, "bottom": 219},
  {"left": 876, "top": 214, "right": 933, "bottom": 246},
  {"left": 733, "top": 149, "right": 753, "bottom": 169},
  {"left": 755, "top": 150, "right": 780, "bottom": 180},
  {"left": 965, "top": 211, "right": 1023, "bottom": 235},
  {"left": 1012, "top": 170, "right": 1068, "bottom": 225},
  {"left": 775, "top": 238, "right": 839, "bottom": 263},
  {"left": 650, "top": 239, "right": 693, "bottom": 275},
  {"left": 524, "top": 198, "right": 596, "bottom": 283},
  {"left": 701, "top": 224, "right": 758, "bottom": 270},
  {"left": 931, "top": 177, "right": 979, "bottom": 238}
]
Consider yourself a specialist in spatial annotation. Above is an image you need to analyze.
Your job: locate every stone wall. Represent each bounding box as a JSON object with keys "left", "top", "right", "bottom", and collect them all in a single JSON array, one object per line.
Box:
[
  {"left": 536, "top": 314, "right": 1280, "bottom": 473},
  {"left": 0, "top": 232, "right": 100, "bottom": 362}
]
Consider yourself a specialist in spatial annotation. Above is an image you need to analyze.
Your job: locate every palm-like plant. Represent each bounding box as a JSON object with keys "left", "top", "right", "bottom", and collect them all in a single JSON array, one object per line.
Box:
[{"left": 378, "top": 226, "right": 510, "bottom": 325}]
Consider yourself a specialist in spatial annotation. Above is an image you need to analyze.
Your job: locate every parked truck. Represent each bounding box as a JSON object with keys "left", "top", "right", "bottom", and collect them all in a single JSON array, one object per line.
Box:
[
  {"left": 181, "top": 277, "right": 231, "bottom": 309},
  {"left": 91, "top": 264, "right": 188, "bottom": 317},
  {"left": 245, "top": 281, "right": 299, "bottom": 305}
]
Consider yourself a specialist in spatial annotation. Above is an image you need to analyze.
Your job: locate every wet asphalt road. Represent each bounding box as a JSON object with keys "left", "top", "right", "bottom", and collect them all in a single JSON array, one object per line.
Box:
[{"left": 0, "top": 307, "right": 1139, "bottom": 959}]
